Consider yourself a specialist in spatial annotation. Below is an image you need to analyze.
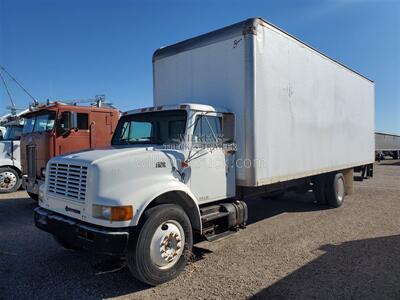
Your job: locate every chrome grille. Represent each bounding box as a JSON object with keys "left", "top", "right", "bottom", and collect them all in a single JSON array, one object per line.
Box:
[{"left": 47, "top": 163, "right": 88, "bottom": 202}]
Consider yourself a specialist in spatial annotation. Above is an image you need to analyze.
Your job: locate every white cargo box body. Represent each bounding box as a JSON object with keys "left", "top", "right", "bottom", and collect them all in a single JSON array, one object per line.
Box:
[{"left": 153, "top": 18, "right": 375, "bottom": 187}]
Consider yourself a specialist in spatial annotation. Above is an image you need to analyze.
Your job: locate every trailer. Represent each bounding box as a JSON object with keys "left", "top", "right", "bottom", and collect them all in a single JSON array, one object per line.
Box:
[
  {"left": 375, "top": 132, "right": 400, "bottom": 160},
  {"left": 34, "top": 18, "right": 375, "bottom": 285}
]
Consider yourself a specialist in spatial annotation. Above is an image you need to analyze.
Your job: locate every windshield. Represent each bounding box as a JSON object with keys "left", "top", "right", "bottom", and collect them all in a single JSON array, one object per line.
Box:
[
  {"left": 22, "top": 111, "right": 56, "bottom": 134},
  {"left": 3, "top": 125, "right": 23, "bottom": 140},
  {"left": 112, "top": 110, "right": 187, "bottom": 145}
]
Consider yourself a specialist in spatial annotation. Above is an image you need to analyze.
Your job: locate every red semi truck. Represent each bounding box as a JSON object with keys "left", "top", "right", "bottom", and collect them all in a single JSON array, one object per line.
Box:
[{"left": 21, "top": 100, "right": 119, "bottom": 200}]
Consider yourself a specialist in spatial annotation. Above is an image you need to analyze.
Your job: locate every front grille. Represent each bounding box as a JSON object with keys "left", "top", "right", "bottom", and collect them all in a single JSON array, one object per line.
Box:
[
  {"left": 27, "top": 145, "right": 36, "bottom": 178},
  {"left": 47, "top": 163, "right": 88, "bottom": 202}
]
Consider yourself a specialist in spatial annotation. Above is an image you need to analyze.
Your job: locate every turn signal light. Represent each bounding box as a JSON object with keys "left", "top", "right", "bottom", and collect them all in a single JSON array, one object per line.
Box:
[
  {"left": 111, "top": 206, "right": 133, "bottom": 221},
  {"left": 93, "top": 205, "right": 133, "bottom": 222}
]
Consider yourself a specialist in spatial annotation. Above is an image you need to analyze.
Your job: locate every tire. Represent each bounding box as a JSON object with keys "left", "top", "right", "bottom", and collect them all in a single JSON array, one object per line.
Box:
[
  {"left": 393, "top": 151, "right": 399, "bottom": 160},
  {"left": 53, "top": 236, "right": 82, "bottom": 250},
  {"left": 313, "top": 175, "right": 328, "bottom": 205},
  {"left": 127, "top": 204, "right": 193, "bottom": 286},
  {"left": 27, "top": 191, "right": 39, "bottom": 201},
  {"left": 326, "top": 173, "right": 345, "bottom": 208},
  {"left": 0, "top": 167, "right": 21, "bottom": 193}
]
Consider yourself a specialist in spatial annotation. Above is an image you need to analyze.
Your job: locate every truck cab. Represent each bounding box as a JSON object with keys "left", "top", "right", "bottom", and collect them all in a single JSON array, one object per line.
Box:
[
  {"left": 21, "top": 102, "right": 119, "bottom": 200},
  {"left": 35, "top": 103, "right": 242, "bottom": 284},
  {"left": 0, "top": 121, "right": 23, "bottom": 193}
]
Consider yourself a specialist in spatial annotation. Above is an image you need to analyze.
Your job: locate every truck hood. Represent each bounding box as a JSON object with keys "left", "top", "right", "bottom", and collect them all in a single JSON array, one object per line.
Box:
[
  {"left": 46, "top": 145, "right": 187, "bottom": 210},
  {"left": 59, "top": 146, "right": 165, "bottom": 165}
]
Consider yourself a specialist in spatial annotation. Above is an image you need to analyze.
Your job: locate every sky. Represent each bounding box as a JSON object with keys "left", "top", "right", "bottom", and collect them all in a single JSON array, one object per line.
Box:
[{"left": 0, "top": 0, "right": 399, "bottom": 133}]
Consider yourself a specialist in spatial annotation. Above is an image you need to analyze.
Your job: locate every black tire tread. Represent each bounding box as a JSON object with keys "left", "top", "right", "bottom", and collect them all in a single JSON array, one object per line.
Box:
[{"left": 314, "top": 175, "right": 328, "bottom": 205}]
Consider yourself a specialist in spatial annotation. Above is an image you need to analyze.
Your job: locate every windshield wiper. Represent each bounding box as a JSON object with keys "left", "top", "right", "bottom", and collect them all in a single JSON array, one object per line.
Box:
[{"left": 118, "top": 137, "right": 163, "bottom": 145}]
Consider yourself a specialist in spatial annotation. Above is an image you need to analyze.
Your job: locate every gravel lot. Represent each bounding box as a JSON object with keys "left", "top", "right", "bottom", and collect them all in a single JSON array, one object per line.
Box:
[{"left": 1, "top": 161, "right": 399, "bottom": 299}]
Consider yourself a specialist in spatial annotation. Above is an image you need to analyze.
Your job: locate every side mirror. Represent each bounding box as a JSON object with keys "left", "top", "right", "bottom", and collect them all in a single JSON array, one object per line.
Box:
[
  {"left": 69, "top": 112, "right": 78, "bottom": 130},
  {"left": 222, "top": 113, "right": 235, "bottom": 143},
  {"left": 59, "top": 111, "right": 78, "bottom": 135}
]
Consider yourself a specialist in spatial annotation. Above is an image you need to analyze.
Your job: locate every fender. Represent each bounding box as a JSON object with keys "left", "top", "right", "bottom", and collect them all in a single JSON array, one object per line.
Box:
[
  {"left": 0, "top": 159, "right": 22, "bottom": 173},
  {"left": 127, "top": 180, "right": 202, "bottom": 233}
]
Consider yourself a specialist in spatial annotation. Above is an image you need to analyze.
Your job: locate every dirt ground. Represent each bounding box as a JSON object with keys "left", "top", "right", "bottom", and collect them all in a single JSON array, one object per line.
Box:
[{"left": 1, "top": 161, "right": 399, "bottom": 299}]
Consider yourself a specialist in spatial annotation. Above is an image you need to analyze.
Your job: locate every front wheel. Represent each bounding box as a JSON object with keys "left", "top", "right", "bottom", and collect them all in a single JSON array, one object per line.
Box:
[
  {"left": 127, "top": 204, "right": 193, "bottom": 286},
  {"left": 0, "top": 167, "right": 21, "bottom": 193}
]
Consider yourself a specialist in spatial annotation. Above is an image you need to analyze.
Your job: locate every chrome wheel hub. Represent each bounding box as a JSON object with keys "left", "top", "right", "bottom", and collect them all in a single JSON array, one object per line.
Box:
[
  {"left": 150, "top": 220, "right": 184, "bottom": 270},
  {"left": 337, "top": 177, "right": 345, "bottom": 202},
  {"left": 0, "top": 171, "right": 17, "bottom": 191}
]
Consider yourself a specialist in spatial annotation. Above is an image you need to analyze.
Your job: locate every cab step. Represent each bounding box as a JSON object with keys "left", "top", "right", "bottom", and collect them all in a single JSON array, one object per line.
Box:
[{"left": 200, "top": 201, "right": 248, "bottom": 242}]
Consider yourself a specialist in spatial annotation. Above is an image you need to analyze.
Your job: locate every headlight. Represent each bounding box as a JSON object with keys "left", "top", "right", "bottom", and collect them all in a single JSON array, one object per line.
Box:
[
  {"left": 38, "top": 183, "right": 45, "bottom": 203},
  {"left": 93, "top": 205, "right": 133, "bottom": 222},
  {"left": 101, "top": 207, "right": 112, "bottom": 219},
  {"left": 41, "top": 168, "right": 46, "bottom": 178}
]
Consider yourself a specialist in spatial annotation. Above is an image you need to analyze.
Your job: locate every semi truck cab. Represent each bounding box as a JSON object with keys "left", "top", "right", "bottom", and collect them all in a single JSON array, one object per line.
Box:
[
  {"left": 21, "top": 102, "right": 119, "bottom": 200},
  {"left": 0, "top": 121, "right": 23, "bottom": 193}
]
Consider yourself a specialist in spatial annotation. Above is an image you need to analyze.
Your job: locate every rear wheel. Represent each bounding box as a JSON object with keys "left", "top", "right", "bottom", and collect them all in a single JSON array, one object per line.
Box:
[
  {"left": 0, "top": 167, "right": 21, "bottom": 193},
  {"left": 326, "top": 173, "right": 345, "bottom": 208},
  {"left": 127, "top": 204, "right": 193, "bottom": 286}
]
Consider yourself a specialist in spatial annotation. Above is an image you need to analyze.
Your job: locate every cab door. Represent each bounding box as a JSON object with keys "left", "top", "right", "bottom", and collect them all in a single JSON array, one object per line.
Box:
[
  {"left": 89, "top": 111, "right": 115, "bottom": 148},
  {"left": 55, "top": 111, "right": 90, "bottom": 155},
  {"left": 187, "top": 112, "right": 235, "bottom": 203}
]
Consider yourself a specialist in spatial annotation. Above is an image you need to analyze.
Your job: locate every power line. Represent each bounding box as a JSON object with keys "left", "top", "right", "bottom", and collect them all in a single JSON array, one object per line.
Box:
[
  {"left": 0, "top": 71, "right": 15, "bottom": 113},
  {"left": 0, "top": 65, "right": 39, "bottom": 105}
]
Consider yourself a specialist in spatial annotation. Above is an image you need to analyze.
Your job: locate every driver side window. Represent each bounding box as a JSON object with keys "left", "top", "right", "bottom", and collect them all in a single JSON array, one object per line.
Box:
[
  {"left": 59, "top": 112, "right": 70, "bottom": 130},
  {"left": 192, "top": 115, "right": 222, "bottom": 144}
]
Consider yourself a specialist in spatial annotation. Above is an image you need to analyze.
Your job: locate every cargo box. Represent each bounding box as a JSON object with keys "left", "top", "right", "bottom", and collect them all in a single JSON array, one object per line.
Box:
[{"left": 153, "top": 18, "right": 375, "bottom": 186}]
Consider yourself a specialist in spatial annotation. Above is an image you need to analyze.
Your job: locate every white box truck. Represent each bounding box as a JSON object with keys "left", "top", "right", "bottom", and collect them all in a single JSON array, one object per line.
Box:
[{"left": 34, "top": 18, "right": 375, "bottom": 285}]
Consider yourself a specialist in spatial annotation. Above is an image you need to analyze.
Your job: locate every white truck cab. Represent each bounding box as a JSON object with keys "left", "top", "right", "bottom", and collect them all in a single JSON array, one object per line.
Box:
[
  {"left": 0, "top": 122, "right": 23, "bottom": 193},
  {"left": 34, "top": 18, "right": 374, "bottom": 285},
  {"left": 35, "top": 103, "right": 243, "bottom": 284},
  {"left": 37, "top": 104, "right": 236, "bottom": 227}
]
